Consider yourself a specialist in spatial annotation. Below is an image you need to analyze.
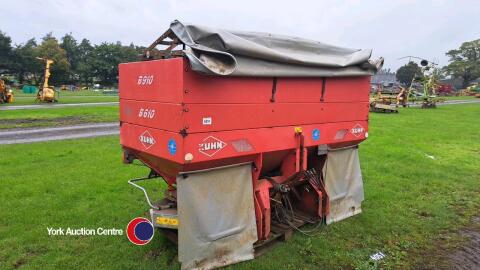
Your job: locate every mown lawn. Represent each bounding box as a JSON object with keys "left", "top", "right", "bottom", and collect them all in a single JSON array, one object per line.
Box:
[
  {"left": 0, "top": 104, "right": 479, "bottom": 269},
  {"left": 0, "top": 106, "right": 119, "bottom": 129}
]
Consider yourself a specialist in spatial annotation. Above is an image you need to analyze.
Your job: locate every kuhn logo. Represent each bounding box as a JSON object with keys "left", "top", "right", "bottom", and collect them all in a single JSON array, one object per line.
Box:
[
  {"left": 199, "top": 136, "right": 227, "bottom": 157},
  {"left": 139, "top": 130, "right": 155, "bottom": 149},
  {"left": 350, "top": 124, "right": 365, "bottom": 137}
]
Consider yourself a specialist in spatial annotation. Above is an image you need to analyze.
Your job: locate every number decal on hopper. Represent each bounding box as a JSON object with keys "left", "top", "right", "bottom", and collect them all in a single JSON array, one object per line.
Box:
[
  {"left": 137, "top": 75, "right": 154, "bottom": 85},
  {"left": 138, "top": 108, "right": 155, "bottom": 119}
]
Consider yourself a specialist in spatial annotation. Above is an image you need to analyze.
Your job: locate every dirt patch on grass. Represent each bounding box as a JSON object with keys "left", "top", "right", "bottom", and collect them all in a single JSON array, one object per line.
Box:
[
  {"left": 0, "top": 116, "right": 93, "bottom": 129},
  {"left": 448, "top": 217, "right": 480, "bottom": 270},
  {"left": 12, "top": 250, "right": 40, "bottom": 269},
  {"left": 417, "top": 216, "right": 480, "bottom": 269},
  {"left": 12, "top": 257, "right": 26, "bottom": 269}
]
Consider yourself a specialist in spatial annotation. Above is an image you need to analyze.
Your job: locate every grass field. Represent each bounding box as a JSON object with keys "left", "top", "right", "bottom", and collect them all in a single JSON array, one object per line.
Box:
[
  {"left": 0, "top": 104, "right": 479, "bottom": 269},
  {"left": 1, "top": 90, "right": 118, "bottom": 106},
  {"left": 0, "top": 106, "right": 118, "bottom": 129}
]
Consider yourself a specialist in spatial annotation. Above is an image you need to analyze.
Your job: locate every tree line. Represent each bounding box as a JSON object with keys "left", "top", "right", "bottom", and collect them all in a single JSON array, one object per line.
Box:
[
  {"left": 0, "top": 31, "right": 145, "bottom": 87},
  {"left": 1, "top": 30, "right": 478, "bottom": 89}
]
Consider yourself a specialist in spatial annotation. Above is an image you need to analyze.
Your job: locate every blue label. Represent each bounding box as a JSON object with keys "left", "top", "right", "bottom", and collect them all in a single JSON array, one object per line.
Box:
[
  {"left": 167, "top": 139, "right": 177, "bottom": 155},
  {"left": 312, "top": 129, "right": 320, "bottom": 141}
]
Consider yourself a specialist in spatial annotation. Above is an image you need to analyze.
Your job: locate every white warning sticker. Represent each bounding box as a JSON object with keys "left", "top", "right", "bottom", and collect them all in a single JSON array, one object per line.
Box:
[{"left": 202, "top": 117, "right": 212, "bottom": 125}]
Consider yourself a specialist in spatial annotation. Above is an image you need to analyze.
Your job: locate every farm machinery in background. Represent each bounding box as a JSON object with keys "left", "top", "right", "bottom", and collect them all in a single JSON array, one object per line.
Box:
[
  {"left": 36, "top": 57, "right": 58, "bottom": 102},
  {"left": 459, "top": 83, "right": 480, "bottom": 98},
  {"left": 369, "top": 83, "right": 411, "bottom": 113},
  {"left": 369, "top": 84, "right": 399, "bottom": 113},
  {"left": 399, "top": 56, "right": 443, "bottom": 109},
  {"left": 0, "top": 79, "right": 14, "bottom": 103}
]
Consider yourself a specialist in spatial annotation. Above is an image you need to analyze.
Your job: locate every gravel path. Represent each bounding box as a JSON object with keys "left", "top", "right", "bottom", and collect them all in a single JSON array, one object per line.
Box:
[
  {"left": 0, "top": 122, "right": 119, "bottom": 144},
  {"left": 408, "top": 99, "right": 480, "bottom": 107}
]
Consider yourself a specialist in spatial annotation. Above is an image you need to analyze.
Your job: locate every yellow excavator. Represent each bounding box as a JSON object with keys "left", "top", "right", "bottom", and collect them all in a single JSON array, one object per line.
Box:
[
  {"left": 0, "top": 79, "right": 14, "bottom": 103},
  {"left": 36, "top": 57, "right": 57, "bottom": 102}
]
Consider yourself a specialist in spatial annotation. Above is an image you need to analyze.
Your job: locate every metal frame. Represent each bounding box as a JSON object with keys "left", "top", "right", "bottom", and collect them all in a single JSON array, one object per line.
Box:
[{"left": 143, "top": 29, "right": 185, "bottom": 60}]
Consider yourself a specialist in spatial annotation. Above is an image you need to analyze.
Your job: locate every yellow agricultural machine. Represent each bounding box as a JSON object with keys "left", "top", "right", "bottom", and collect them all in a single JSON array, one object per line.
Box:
[
  {"left": 369, "top": 85, "right": 398, "bottom": 113},
  {"left": 36, "top": 57, "right": 57, "bottom": 102},
  {"left": 0, "top": 79, "right": 14, "bottom": 103}
]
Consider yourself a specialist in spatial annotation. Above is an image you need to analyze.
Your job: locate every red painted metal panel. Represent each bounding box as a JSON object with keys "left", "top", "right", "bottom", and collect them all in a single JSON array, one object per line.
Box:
[
  {"left": 120, "top": 100, "right": 184, "bottom": 131},
  {"left": 323, "top": 77, "right": 371, "bottom": 102},
  {"left": 184, "top": 102, "right": 369, "bottom": 133},
  {"left": 183, "top": 71, "right": 272, "bottom": 104},
  {"left": 120, "top": 100, "right": 369, "bottom": 133},
  {"left": 121, "top": 120, "right": 367, "bottom": 167},
  {"left": 120, "top": 122, "right": 184, "bottom": 164},
  {"left": 184, "top": 73, "right": 370, "bottom": 104},
  {"left": 119, "top": 58, "right": 184, "bottom": 103},
  {"left": 274, "top": 78, "right": 323, "bottom": 103}
]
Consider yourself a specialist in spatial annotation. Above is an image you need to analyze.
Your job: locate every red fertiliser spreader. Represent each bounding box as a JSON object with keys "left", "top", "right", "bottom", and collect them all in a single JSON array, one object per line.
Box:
[{"left": 120, "top": 21, "right": 383, "bottom": 270}]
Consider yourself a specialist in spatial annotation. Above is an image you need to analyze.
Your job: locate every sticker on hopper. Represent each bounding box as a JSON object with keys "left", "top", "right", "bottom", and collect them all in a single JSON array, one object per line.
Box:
[
  {"left": 139, "top": 130, "right": 156, "bottom": 149},
  {"left": 312, "top": 129, "right": 320, "bottom": 141},
  {"left": 350, "top": 124, "right": 365, "bottom": 137},
  {"left": 202, "top": 117, "right": 212, "bottom": 125},
  {"left": 231, "top": 139, "right": 253, "bottom": 152},
  {"left": 199, "top": 136, "right": 227, "bottom": 157},
  {"left": 168, "top": 139, "right": 177, "bottom": 155}
]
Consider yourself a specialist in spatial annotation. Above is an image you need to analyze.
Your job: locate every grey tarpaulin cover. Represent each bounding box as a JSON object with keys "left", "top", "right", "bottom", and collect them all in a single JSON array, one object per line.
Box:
[
  {"left": 322, "top": 146, "right": 364, "bottom": 224},
  {"left": 177, "top": 164, "right": 258, "bottom": 270},
  {"left": 169, "top": 20, "right": 383, "bottom": 77}
]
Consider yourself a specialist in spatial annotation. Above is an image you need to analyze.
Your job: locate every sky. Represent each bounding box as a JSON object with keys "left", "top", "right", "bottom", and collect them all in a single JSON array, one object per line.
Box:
[{"left": 1, "top": 0, "right": 479, "bottom": 70}]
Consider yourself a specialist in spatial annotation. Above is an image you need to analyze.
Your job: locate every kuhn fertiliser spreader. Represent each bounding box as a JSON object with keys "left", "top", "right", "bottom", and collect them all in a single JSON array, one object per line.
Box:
[{"left": 120, "top": 21, "right": 383, "bottom": 270}]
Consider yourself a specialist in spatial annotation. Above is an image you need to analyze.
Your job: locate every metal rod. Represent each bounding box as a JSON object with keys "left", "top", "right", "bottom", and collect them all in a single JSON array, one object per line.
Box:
[{"left": 128, "top": 176, "right": 161, "bottom": 209}]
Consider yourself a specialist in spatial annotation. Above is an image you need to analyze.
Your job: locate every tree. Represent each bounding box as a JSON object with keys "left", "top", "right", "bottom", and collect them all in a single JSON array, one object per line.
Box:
[
  {"left": 60, "top": 33, "right": 79, "bottom": 83},
  {"left": 89, "top": 41, "right": 139, "bottom": 86},
  {"left": 76, "top": 38, "right": 94, "bottom": 85},
  {"left": 3, "top": 30, "right": 144, "bottom": 86},
  {"left": 444, "top": 39, "right": 480, "bottom": 88},
  {"left": 35, "top": 34, "right": 70, "bottom": 85},
  {"left": 11, "top": 39, "right": 42, "bottom": 84},
  {"left": 0, "top": 31, "right": 13, "bottom": 71},
  {"left": 396, "top": 61, "right": 422, "bottom": 86}
]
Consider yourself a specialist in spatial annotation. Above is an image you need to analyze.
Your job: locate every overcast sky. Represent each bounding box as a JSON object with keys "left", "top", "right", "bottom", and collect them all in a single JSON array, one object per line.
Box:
[{"left": 1, "top": 0, "right": 479, "bottom": 70}]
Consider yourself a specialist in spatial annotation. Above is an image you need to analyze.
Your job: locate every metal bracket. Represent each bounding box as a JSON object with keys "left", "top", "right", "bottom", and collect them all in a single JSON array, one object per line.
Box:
[
  {"left": 320, "top": 78, "right": 327, "bottom": 102},
  {"left": 143, "top": 29, "right": 185, "bottom": 60},
  {"left": 270, "top": 77, "right": 278, "bottom": 102}
]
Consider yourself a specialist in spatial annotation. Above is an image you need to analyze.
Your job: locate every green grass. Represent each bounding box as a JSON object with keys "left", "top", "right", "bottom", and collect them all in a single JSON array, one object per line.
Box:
[
  {"left": 0, "top": 106, "right": 119, "bottom": 129},
  {"left": 2, "top": 90, "right": 118, "bottom": 106},
  {"left": 0, "top": 104, "right": 479, "bottom": 269}
]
